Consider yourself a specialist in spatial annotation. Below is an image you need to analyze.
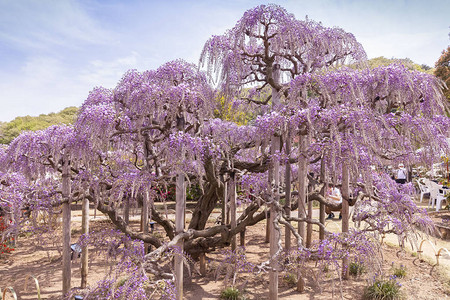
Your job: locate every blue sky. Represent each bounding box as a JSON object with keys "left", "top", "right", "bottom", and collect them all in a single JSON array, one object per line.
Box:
[{"left": 0, "top": 0, "right": 449, "bottom": 122}]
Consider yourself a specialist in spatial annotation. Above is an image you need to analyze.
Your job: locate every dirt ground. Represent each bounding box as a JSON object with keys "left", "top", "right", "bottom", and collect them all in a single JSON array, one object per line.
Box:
[{"left": 1, "top": 209, "right": 450, "bottom": 300}]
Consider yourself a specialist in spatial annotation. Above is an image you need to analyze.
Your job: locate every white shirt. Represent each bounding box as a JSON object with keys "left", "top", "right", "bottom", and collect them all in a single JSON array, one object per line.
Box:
[
  {"left": 397, "top": 168, "right": 407, "bottom": 180},
  {"left": 328, "top": 187, "right": 342, "bottom": 203}
]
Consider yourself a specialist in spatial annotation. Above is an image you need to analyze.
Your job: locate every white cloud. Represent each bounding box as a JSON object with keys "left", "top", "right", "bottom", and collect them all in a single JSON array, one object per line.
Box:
[
  {"left": 0, "top": 0, "right": 114, "bottom": 52},
  {"left": 79, "top": 52, "right": 141, "bottom": 88}
]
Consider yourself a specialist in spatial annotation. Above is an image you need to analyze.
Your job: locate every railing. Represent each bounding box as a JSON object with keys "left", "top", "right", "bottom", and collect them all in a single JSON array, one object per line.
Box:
[{"left": 0, "top": 274, "right": 40, "bottom": 300}]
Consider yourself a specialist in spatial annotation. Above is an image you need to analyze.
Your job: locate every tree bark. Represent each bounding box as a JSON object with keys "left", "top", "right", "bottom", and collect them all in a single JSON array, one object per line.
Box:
[{"left": 189, "top": 158, "right": 222, "bottom": 230}]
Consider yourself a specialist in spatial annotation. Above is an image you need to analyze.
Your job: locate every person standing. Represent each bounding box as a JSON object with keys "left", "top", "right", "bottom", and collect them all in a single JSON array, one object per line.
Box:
[
  {"left": 325, "top": 185, "right": 343, "bottom": 219},
  {"left": 395, "top": 163, "right": 407, "bottom": 184}
]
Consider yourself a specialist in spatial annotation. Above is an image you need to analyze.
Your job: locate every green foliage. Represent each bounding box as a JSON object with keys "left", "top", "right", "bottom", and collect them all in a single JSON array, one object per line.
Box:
[
  {"left": 214, "top": 95, "right": 253, "bottom": 125},
  {"left": 392, "top": 264, "right": 407, "bottom": 278},
  {"left": 349, "top": 261, "right": 366, "bottom": 276},
  {"left": 0, "top": 106, "right": 79, "bottom": 144},
  {"left": 220, "top": 287, "right": 242, "bottom": 300},
  {"left": 116, "top": 277, "right": 128, "bottom": 288},
  {"left": 367, "top": 57, "right": 434, "bottom": 74},
  {"left": 434, "top": 46, "right": 450, "bottom": 101},
  {"left": 186, "top": 184, "right": 202, "bottom": 201},
  {"left": 364, "top": 277, "right": 403, "bottom": 300},
  {"left": 282, "top": 273, "right": 298, "bottom": 287}
]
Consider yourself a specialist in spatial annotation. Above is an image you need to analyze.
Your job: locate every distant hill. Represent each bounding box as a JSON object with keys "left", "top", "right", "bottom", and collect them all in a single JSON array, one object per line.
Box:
[
  {"left": 0, "top": 106, "right": 79, "bottom": 144},
  {"left": 366, "top": 56, "right": 434, "bottom": 74}
]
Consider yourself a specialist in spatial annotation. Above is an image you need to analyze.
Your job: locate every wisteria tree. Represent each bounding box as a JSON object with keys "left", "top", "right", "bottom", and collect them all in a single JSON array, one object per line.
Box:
[
  {"left": 2, "top": 4, "right": 450, "bottom": 300},
  {"left": 200, "top": 3, "right": 450, "bottom": 297}
]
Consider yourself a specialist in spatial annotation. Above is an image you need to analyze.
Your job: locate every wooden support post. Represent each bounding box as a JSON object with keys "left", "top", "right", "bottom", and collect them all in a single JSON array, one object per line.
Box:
[
  {"left": 269, "top": 63, "right": 280, "bottom": 300},
  {"left": 175, "top": 173, "right": 185, "bottom": 300},
  {"left": 284, "top": 130, "right": 292, "bottom": 251},
  {"left": 319, "top": 157, "right": 326, "bottom": 241},
  {"left": 62, "top": 154, "right": 71, "bottom": 297},
  {"left": 199, "top": 253, "right": 207, "bottom": 276},
  {"left": 240, "top": 229, "right": 246, "bottom": 247},
  {"left": 342, "top": 161, "right": 350, "bottom": 279},
  {"left": 80, "top": 198, "right": 89, "bottom": 289},
  {"left": 142, "top": 192, "right": 149, "bottom": 254},
  {"left": 230, "top": 173, "right": 237, "bottom": 251},
  {"left": 123, "top": 198, "right": 130, "bottom": 225},
  {"left": 298, "top": 134, "right": 307, "bottom": 245},
  {"left": 222, "top": 178, "right": 227, "bottom": 225},
  {"left": 297, "top": 134, "right": 307, "bottom": 291}
]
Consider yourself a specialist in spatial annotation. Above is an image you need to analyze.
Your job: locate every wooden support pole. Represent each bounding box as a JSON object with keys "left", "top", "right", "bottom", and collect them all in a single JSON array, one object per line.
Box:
[
  {"left": 269, "top": 63, "right": 280, "bottom": 300},
  {"left": 341, "top": 161, "right": 350, "bottom": 279},
  {"left": 199, "top": 253, "right": 207, "bottom": 276},
  {"left": 175, "top": 173, "right": 185, "bottom": 300},
  {"left": 62, "top": 154, "right": 71, "bottom": 297},
  {"left": 142, "top": 192, "right": 149, "bottom": 254},
  {"left": 240, "top": 229, "right": 246, "bottom": 247},
  {"left": 80, "top": 198, "right": 89, "bottom": 289},
  {"left": 297, "top": 134, "right": 307, "bottom": 292},
  {"left": 123, "top": 198, "right": 130, "bottom": 225},
  {"left": 298, "top": 135, "right": 307, "bottom": 245},
  {"left": 284, "top": 130, "right": 292, "bottom": 251},
  {"left": 230, "top": 172, "right": 237, "bottom": 251},
  {"left": 319, "top": 157, "right": 326, "bottom": 241},
  {"left": 222, "top": 178, "right": 227, "bottom": 225}
]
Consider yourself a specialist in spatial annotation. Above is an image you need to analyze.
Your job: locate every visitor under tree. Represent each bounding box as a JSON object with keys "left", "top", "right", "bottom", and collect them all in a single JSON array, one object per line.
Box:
[
  {"left": 326, "top": 185, "right": 343, "bottom": 220},
  {"left": 395, "top": 163, "right": 407, "bottom": 184}
]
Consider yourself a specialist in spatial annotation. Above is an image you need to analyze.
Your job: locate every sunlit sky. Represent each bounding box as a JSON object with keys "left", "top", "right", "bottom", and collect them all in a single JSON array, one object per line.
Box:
[{"left": 0, "top": 0, "right": 449, "bottom": 122}]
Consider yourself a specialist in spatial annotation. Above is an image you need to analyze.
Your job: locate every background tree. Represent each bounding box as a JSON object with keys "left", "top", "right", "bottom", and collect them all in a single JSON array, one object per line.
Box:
[
  {"left": 0, "top": 106, "right": 79, "bottom": 144},
  {"left": 434, "top": 46, "right": 450, "bottom": 101}
]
